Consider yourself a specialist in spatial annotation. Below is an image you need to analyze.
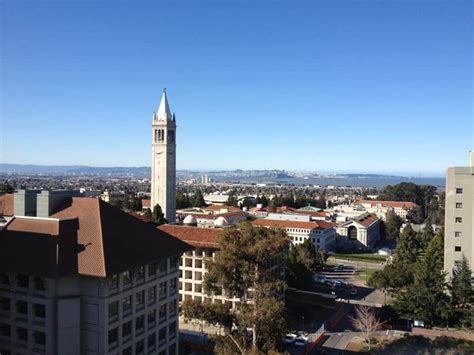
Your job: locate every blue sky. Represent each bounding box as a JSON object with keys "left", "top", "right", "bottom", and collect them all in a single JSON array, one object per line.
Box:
[{"left": 1, "top": 0, "right": 472, "bottom": 176}]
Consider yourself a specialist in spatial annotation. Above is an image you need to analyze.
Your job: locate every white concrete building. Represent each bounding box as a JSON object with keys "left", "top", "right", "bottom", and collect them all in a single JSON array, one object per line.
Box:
[
  {"left": 444, "top": 152, "right": 474, "bottom": 276},
  {"left": 158, "top": 225, "right": 286, "bottom": 311},
  {"left": 353, "top": 200, "right": 419, "bottom": 220},
  {"left": 252, "top": 213, "right": 336, "bottom": 252},
  {"left": 336, "top": 213, "right": 381, "bottom": 249},
  {"left": 0, "top": 191, "right": 190, "bottom": 355},
  {"left": 151, "top": 89, "right": 177, "bottom": 223}
]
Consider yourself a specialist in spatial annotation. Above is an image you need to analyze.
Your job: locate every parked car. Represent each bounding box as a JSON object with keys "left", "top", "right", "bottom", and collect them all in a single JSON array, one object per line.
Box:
[
  {"left": 284, "top": 333, "right": 297, "bottom": 345},
  {"left": 294, "top": 335, "right": 308, "bottom": 347}
]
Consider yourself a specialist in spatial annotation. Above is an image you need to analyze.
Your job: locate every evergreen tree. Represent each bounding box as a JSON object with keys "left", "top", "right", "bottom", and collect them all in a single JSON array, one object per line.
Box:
[
  {"left": 394, "top": 233, "right": 449, "bottom": 326},
  {"left": 260, "top": 194, "right": 268, "bottom": 207},
  {"left": 0, "top": 182, "right": 14, "bottom": 195},
  {"left": 384, "top": 210, "right": 403, "bottom": 240},
  {"left": 227, "top": 191, "right": 238, "bottom": 207},
  {"left": 151, "top": 204, "right": 168, "bottom": 225},
  {"left": 449, "top": 255, "right": 473, "bottom": 327},
  {"left": 192, "top": 190, "right": 206, "bottom": 207},
  {"left": 143, "top": 208, "right": 152, "bottom": 218}
]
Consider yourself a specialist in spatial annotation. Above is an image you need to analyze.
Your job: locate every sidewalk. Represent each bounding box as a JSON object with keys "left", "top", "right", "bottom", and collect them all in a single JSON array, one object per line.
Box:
[{"left": 412, "top": 327, "right": 474, "bottom": 341}]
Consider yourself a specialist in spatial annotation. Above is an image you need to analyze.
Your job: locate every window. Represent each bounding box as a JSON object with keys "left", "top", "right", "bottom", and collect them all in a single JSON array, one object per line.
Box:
[
  {"left": 147, "top": 333, "right": 156, "bottom": 350},
  {"left": 1, "top": 297, "right": 10, "bottom": 312},
  {"left": 148, "top": 286, "right": 156, "bottom": 303},
  {"left": 159, "top": 282, "right": 167, "bottom": 299},
  {"left": 16, "top": 274, "right": 29, "bottom": 288},
  {"left": 136, "top": 266, "right": 145, "bottom": 281},
  {"left": 108, "top": 327, "right": 118, "bottom": 345},
  {"left": 108, "top": 301, "right": 118, "bottom": 319},
  {"left": 159, "top": 327, "right": 167, "bottom": 346},
  {"left": 122, "top": 320, "right": 132, "bottom": 338},
  {"left": 456, "top": 188, "right": 463, "bottom": 194},
  {"left": 159, "top": 259, "right": 167, "bottom": 276},
  {"left": 149, "top": 262, "right": 158, "bottom": 277},
  {"left": 148, "top": 309, "right": 156, "bottom": 327},
  {"left": 135, "top": 315, "right": 144, "bottom": 333},
  {"left": 169, "top": 300, "right": 177, "bottom": 317},
  {"left": 455, "top": 217, "right": 462, "bottom": 223},
  {"left": 136, "top": 290, "right": 145, "bottom": 309},
  {"left": 16, "top": 301, "right": 28, "bottom": 315},
  {"left": 34, "top": 304, "right": 45, "bottom": 318},
  {"left": 123, "top": 347, "right": 132, "bottom": 355},
  {"left": 169, "top": 321, "right": 176, "bottom": 339},
  {"left": 159, "top": 304, "right": 167, "bottom": 323},
  {"left": 136, "top": 339, "right": 144, "bottom": 354},
  {"left": 107, "top": 274, "right": 119, "bottom": 289},
  {"left": 455, "top": 246, "right": 462, "bottom": 252},
  {"left": 456, "top": 203, "right": 463, "bottom": 208},
  {"left": 122, "top": 295, "right": 132, "bottom": 314},
  {"left": 195, "top": 259, "right": 203, "bottom": 269},
  {"left": 0, "top": 323, "right": 10, "bottom": 337},
  {"left": 170, "top": 255, "right": 179, "bottom": 271},
  {"left": 455, "top": 231, "right": 462, "bottom": 237},
  {"left": 123, "top": 271, "right": 132, "bottom": 285},
  {"left": 169, "top": 278, "right": 177, "bottom": 295},
  {"left": 0, "top": 273, "right": 9, "bottom": 285},
  {"left": 33, "top": 331, "right": 45, "bottom": 346},
  {"left": 16, "top": 327, "right": 28, "bottom": 341},
  {"left": 169, "top": 344, "right": 176, "bottom": 355},
  {"left": 33, "top": 277, "right": 45, "bottom": 291}
]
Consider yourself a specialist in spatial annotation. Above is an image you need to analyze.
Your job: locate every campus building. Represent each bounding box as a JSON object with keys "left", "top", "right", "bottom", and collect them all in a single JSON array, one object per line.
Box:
[
  {"left": 0, "top": 190, "right": 190, "bottom": 355},
  {"left": 158, "top": 224, "right": 287, "bottom": 310},
  {"left": 336, "top": 213, "right": 381, "bottom": 249},
  {"left": 444, "top": 152, "right": 474, "bottom": 276},
  {"left": 252, "top": 213, "right": 336, "bottom": 251},
  {"left": 353, "top": 200, "right": 419, "bottom": 220}
]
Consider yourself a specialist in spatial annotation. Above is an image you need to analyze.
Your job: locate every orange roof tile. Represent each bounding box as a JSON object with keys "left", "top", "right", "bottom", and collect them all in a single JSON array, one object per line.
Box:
[
  {"left": 0, "top": 194, "right": 13, "bottom": 216},
  {"left": 252, "top": 219, "right": 333, "bottom": 230},
  {"left": 158, "top": 225, "right": 221, "bottom": 249}
]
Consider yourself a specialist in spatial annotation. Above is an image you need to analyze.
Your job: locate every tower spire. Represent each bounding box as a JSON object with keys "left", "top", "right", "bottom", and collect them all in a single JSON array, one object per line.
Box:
[{"left": 156, "top": 88, "right": 172, "bottom": 120}]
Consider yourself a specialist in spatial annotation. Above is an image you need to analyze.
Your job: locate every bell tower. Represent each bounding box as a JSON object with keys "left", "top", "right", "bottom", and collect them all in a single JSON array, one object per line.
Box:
[{"left": 151, "top": 88, "right": 176, "bottom": 223}]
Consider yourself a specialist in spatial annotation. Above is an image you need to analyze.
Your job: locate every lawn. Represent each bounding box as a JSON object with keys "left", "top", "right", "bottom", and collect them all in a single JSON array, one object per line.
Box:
[
  {"left": 353, "top": 267, "right": 378, "bottom": 282},
  {"left": 331, "top": 252, "right": 387, "bottom": 263}
]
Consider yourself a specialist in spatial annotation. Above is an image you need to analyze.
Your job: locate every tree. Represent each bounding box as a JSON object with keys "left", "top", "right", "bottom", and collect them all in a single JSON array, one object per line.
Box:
[
  {"left": 227, "top": 191, "right": 238, "bottom": 207},
  {"left": 151, "top": 204, "right": 168, "bottom": 225},
  {"left": 143, "top": 208, "right": 152, "bottom": 218},
  {"left": 287, "top": 240, "right": 328, "bottom": 290},
  {"left": 241, "top": 197, "right": 254, "bottom": 209},
  {"left": 449, "top": 255, "right": 473, "bottom": 327},
  {"left": 394, "top": 232, "right": 449, "bottom": 326},
  {"left": 176, "top": 190, "right": 191, "bottom": 209},
  {"left": 203, "top": 223, "right": 289, "bottom": 353},
  {"left": 0, "top": 182, "right": 14, "bottom": 195},
  {"left": 351, "top": 306, "right": 384, "bottom": 350},
  {"left": 192, "top": 190, "right": 206, "bottom": 208},
  {"left": 384, "top": 210, "right": 403, "bottom": 240}
]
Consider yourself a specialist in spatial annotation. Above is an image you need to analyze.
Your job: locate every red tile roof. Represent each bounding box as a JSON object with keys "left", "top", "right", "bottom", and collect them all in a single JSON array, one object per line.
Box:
[
  {"left": 50, "top": 198, "right": 191, "bottom": 277},
  {"left": 355, "top": 213, "right": 379, "bottom": 227},
  {"left": 0, "top": 194, "right": 13, "bottom": 216},
  {"left": 252, "top": 219, "right": 334, "bottom": 230},
  {"left": 204, "top": 205, "right": 241, "bottom": 212},
  {"left": 158, "top": 225, "right": 221, "bottom": 249},
  {"left": 354, "top": 200, "right": 419, "bottom": 209}
]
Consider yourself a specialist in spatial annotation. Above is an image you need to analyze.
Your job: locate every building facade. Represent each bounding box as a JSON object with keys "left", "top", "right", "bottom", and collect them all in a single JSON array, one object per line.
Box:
[
  {"left": 151, "top": 89, "right": 177, "bottom": 223},
  {"left": 0, "top": 190, "right": 190, "bottom": 355},
  {"left": 444, "top": 152, "right": 474, "bottom": 276},
  {"left": 336, "top": 213, "right": 381, "bottom": 249},
  {"left": 252, "top": 213, "right": 336, "bottom": 252},
  {"left": 353, "top": 200, "right": 419, "bottom": 220}
]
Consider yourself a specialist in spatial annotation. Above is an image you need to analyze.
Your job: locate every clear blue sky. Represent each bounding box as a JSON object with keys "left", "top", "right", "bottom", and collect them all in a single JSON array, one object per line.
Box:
[{"left": 1, "top": 0, "right": 472, "bottom": 176}]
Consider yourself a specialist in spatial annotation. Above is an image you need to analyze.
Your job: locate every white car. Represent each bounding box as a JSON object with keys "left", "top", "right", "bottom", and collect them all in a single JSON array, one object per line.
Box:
[
  {"left": 294, "top": 335, "right": 308, "bottom": 347},
  {"left": 284, "top": 333, "right": 297, "bottom": 345}
]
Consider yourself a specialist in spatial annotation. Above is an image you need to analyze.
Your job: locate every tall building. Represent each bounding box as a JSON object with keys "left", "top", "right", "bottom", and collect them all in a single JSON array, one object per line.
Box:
[
  {"left": 444, "top": 152, "right": 474, "bottom": 276},
  {"left": 0, "top": 190, "right": 191, "bottom": 355},
  {"left": 151, "top": 89, "right": 177, "bottom": 223}
]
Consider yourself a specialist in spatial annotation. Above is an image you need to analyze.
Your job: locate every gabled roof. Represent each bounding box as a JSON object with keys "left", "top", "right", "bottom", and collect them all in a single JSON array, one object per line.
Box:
[
  {"left": 341, "top": 213, "right": 380, "bottom": 228},
  {"left": 158, "top": 225, "right": 221, "bottom": 249}
]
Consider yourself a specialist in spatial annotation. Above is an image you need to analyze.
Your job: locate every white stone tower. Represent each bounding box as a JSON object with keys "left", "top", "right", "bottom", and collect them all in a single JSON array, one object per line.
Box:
[{"left": 151, "top": 89, "right": 176, "bottom": 223}]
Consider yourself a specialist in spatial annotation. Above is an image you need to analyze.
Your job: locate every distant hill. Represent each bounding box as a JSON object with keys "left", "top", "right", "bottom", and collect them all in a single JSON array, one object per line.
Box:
[{"left": 0, "top": 164, "right": 151, "bottom": 176}]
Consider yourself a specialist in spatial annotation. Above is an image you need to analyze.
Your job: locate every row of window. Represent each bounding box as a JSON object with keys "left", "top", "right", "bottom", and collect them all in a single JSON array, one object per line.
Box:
[
  {"left": 287, "top": 228, "right": 321, "bottom": 234},
  {"left": 0, "top": 324, "right": 45, "bottom": 346},
  {"left": 0, "top": 298, "right": 45, "bottom": 319},
  {"left": 182, "top": 258, "right": 203, "bottom": 269},
  {"left": 0, "top": 274, "right": 45, "bottom": 291},
  {"left": 108, "top": 320, "right": 176, "bottom": 350}
]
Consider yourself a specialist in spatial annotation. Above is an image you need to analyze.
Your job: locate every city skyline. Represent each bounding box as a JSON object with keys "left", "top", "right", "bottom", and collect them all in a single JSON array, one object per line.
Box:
[{"left": 1, "top": 1, "right": 472, "bottom": 175}]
